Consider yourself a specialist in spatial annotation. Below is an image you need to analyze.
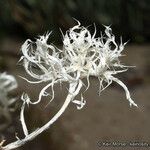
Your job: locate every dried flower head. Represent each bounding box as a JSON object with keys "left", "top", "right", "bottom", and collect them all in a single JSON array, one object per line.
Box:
[
  {"left": 1, "top": 21, "right": 137, "bottom": 150},
  {"left": 0, "top": 72, "right": 17, "bottom": 131}
]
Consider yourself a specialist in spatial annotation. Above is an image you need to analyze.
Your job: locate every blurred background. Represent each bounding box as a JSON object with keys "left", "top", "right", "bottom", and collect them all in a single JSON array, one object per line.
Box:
[{"left": 0, "top": 0, "right": 150, "bottom": 150}]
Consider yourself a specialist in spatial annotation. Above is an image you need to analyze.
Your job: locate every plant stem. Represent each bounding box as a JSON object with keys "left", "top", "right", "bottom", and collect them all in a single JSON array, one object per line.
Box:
[{"left": 1, "top": 81, "right": 82, "bottom": 150}]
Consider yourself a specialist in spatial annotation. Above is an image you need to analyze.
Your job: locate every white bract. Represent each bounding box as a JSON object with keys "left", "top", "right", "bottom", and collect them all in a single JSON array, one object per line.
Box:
[
  {"left": 0, "top": 72, "right": 17, "bottom": 131},
  {"left": 1, "top": 21, "right": 137, "bottom": 150}
]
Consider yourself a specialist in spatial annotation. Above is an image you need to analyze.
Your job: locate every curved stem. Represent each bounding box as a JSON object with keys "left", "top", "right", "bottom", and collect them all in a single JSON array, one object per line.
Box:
[{"left": 1, "top": 81, "right": 82, "bottom": 150}]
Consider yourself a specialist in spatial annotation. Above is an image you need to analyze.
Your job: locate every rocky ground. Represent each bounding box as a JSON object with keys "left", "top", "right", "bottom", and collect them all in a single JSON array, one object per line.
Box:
[{"left": 0, "top": 38, "right": 150, "bottom": 150}]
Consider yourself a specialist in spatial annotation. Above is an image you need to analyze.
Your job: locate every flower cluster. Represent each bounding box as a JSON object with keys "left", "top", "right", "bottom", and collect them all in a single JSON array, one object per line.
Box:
[{"left": 21, "top": 21, "right": 137, "bottom": 107}]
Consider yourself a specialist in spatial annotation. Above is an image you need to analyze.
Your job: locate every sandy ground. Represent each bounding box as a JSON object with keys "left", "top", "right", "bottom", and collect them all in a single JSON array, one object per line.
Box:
[{"left": 0, "top": 38, "right": 150, "bottom": 150}]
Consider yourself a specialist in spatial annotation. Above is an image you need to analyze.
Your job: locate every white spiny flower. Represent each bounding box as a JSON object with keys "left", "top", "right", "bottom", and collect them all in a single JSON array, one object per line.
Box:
[
  {"left": 62, "top": 21, "right": 137, "bottom": 107},
  {"left": 1, "top": 21, "right": 137, "bottom": 150}
]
